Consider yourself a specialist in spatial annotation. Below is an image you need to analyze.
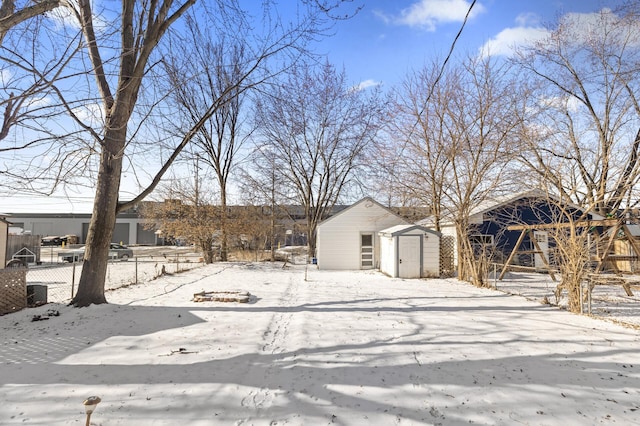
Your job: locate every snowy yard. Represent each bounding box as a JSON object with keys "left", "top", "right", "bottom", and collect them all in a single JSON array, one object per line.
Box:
[
  {"left": 1, "top": 262, "right": 639, "bottom": 425},
  {"left": 491, "top": 269, "right": 640, "bottom": 329}
]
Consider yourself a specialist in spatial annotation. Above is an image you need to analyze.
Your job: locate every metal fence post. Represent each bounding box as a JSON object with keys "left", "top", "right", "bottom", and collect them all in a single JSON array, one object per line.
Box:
[{"left": 71, "top": 261, "right": 76, "bottom": 299}]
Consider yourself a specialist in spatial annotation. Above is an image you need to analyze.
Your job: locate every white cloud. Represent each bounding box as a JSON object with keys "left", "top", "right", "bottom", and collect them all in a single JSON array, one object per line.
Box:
[
  {"left": 559, "top": 8, "right": 640, "bottom": 48},
  {"left": 24, "top": 95, "right": 54, "bottom": 111},
  {"left": 72, "top": 102, "right": 105, "bottom": 127},
  {"left": 539, "top": 94, "right": 582, "bottom": 113},
  {"left": 479, "top": 25, "right": 550, "bottom": 57},
  {"left": 561, "top": 8, "right": 616, "bottom": 34},
  {"left": 0, "top": 69, "right": 12, "bottom": 87},
  {"left": 48, "top": 1, "right": 110, "bottom": 33},
  {"left": 353, "top": 79, "right": 382, "bottom": 92},
  {"left": 515, "top": 12, "right": 541, "bottom": 27},
  {"left": 48, "top": 4, "right": 82, "bottom": 30},
  {"left": 481, "top": 7, "right": 640, "bottom": 58},
  {"left": 379, "top": 0, "right": 486, "bottom": 31}
]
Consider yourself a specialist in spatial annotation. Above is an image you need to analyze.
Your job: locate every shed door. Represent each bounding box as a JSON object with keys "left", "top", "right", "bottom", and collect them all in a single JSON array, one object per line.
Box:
[
  {"left": 399, "top": 235, "right": 421, "bottom": 278},
  {"left": 361, "top": 233, "right": 374, "bottom": 269}
]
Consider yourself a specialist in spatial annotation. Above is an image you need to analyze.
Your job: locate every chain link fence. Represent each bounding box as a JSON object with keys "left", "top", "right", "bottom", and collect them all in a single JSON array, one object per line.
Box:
[{"left": 25, "top": 253, "right": 204, "bottom": 304}]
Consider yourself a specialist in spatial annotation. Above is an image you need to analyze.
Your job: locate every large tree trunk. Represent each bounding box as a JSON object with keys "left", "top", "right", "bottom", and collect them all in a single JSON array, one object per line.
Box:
[
  {"left": 199, "top": 235, "right": 215, "bottom": 263},
  {"left": 307, "top": 217, "right": 317, "bottom": 258},
  {"left": 70, "top": 129, "right": 124, "bottom": 307}
]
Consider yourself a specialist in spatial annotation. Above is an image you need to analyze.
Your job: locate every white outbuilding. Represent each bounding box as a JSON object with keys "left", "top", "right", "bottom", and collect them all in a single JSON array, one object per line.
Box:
[
  {"left": 316, "top": 197, "right": 409, "bottom": 270},
  {"left": 379, "top": 224, "right": 441, "bottom": 278}
]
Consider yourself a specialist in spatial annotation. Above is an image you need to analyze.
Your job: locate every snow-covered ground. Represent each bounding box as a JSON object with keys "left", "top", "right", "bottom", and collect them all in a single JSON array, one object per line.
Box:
[
  {"left": 490, "top": 269, "right": 640, "bottom": 329},
  {"left": 29, "top": 246, "right": 204, "bottom": 303},
  {"left": 1, "top": 262, "right": 639, "bottom": 425}
]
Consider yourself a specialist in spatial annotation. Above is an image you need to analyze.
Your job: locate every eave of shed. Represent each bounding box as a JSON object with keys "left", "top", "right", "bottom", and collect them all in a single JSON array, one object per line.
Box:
[{"left": 379, "top": 224, "right": 441, "bottom": 237}]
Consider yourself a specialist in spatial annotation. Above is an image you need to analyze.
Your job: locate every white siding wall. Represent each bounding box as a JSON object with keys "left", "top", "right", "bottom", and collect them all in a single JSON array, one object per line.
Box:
[
  {"left": 379, "top": 234, "right": 396, "bottom": 277},
  {"left": 317, "top": 201, "right": 407, "bottom": 270},
  {"left": 422, "top": 232, "right": 440, "bottom": 277}
]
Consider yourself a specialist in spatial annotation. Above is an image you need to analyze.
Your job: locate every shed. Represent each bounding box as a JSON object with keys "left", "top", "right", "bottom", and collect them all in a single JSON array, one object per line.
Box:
[
  {"left": 379, "top": 224, "right": 441, "bottom": 278},
  {"left": 316, "top": 197, "right": 409, "bottom": 270}
]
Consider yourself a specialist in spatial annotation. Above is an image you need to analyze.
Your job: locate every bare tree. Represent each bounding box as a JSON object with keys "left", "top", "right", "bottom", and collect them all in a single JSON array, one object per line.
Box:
[
  {"left": 1, "top": 1, "right": 356, "bottom": 306},
  {"left": 445, "top": 55, "right": 523, "bottom": 286},
  {"left": 386, "top": 57, "right": 459, "bottom": 232},
  {"left": 227, "top": 204, "right": 273, "bottom": 262},
  {"left": 255, "top": 61, "right": 383, "bottom": 257},
  {"left": 141, "top": 172, "right": 221, "bottom": 264},
  {"left": 514, "top": 5, "right": 640, "bottom": 217},
  {"left": 1, "top": 4, "right": 88, "bottom": 191},
  {"left": 0, "top": 0, "right": 63, "bottom": 43},
  {"left": 394, "top": 54, "right": 520, "bottom": 286},
  {"left": 387, "top": 53, "right": 522, "bottom": 285},
  {"left": 238, "top": 144, "right": 291, "bottom": 262},
  {"left": 164, "top": 22, "right": 252, "bottom": 262},
  {"left": 545, "top": 202, "right": 596, "bottom": 313}
]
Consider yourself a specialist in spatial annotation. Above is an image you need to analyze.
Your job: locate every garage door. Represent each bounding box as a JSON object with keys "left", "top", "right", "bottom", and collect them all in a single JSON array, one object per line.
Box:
[
  {"left": 112, "top": 223, "right": 130, "bottom": 244},
  {"left": 83, "top": 222, "right": 130, "bottom": 244}
]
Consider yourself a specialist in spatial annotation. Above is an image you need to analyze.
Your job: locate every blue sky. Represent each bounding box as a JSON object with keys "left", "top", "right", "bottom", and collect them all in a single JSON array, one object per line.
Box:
[
  {"left": 0, "top": 0, "right": 625, "bottom": 214},
  {"left": 317, "top": 0, "right": 623, "bottom": 88}
]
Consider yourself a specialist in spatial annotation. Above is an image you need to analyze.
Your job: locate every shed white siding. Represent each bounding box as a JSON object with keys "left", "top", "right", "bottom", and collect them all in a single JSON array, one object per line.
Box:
[
  {"left": 316, "top": 198, "right": 408, "bottom": 270},
  {"left": 422, "top": 232, "right": 440, "bottom": 276},
  {"left": 379, "top": 224, "right": 441, "bottom": 278},
  {"left": 379, "top": 233, "right": 394, "bottom": 275}
]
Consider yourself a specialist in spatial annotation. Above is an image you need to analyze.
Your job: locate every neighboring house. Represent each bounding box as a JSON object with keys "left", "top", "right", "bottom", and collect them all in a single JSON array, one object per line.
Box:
[
  {"left": 379, "top": 224, "right": 441, "bottom": 278},
  {"left": 316, "top": 197, "right": 409, "bottom": 270},
  {"left": 423, "top": 189, "right": 603, "bottom": 270}
]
